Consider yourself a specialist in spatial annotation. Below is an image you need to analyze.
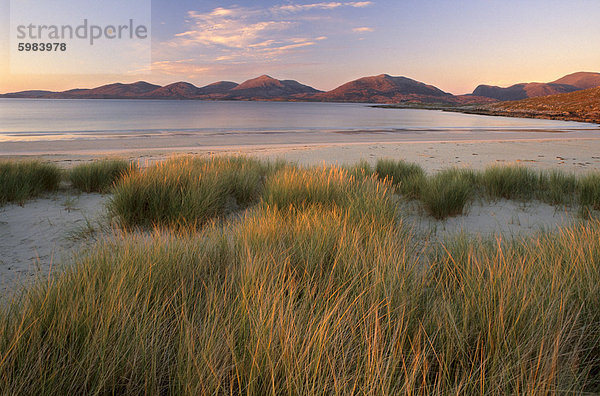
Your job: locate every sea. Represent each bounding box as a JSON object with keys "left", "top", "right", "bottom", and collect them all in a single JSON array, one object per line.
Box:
[{"left": 0, "top": 99, "right": 596, "bottom": 145}]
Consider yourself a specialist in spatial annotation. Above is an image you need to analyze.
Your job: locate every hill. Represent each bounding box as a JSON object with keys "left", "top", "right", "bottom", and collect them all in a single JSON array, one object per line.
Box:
[
  {"left": 197, "top": 81, "right": 239, "bottom": 95},
  {"left": 4, "top": 72, "right": 599, "bottom": 107},
  {"left": 313, "top": 74, "right": 454, "bottom": 104},
  {"left": 225, "top": 75, "right": 321, "bottom": 100},
  {"left": 51, "top": 81, "right": 161, "bottom": 99},
  {"left": 1, "top": 90, "right": 56, "bottom": 98},
  {"left": 551, "top": 72, "right": 600, "bottom": 90},
  {"left": 472, "top": 72, "right": 600, "bottom": 101},
  {"left": 144, "top": 82, "right": 202, "bottom": 99},
  {"left": 473, "top": 82, "right": 578, "bottom": 101}
]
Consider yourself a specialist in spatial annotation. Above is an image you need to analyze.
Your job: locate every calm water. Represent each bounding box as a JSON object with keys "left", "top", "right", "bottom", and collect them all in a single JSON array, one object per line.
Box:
[{"left": 0, "top": 99, "right": 595, "bottom": 142}]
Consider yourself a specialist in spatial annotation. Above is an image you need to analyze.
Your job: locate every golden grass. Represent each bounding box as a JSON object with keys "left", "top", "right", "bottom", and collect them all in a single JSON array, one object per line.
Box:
[{"left": 1, "top": 157, "right": 600, "bottom": 394}]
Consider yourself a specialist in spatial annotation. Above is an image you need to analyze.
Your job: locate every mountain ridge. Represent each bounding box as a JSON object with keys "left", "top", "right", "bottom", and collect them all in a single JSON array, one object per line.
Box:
[
  {"left": 472, "top": 72, "right": 600, "bottom": 101},
  {"left": 3, "top": 71, "right": 599, "bottom": 105},
  {"left": 312, "top": 74, "right": 453, "bottom": 103}
]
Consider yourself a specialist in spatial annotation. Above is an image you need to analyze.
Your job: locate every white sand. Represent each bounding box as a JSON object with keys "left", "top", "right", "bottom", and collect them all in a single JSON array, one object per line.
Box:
[
  {"left": 404, "top": 199, "right": 578, "bottom": 242},
  {"left": 3, "top": 136, "right": 600, "bottom": 174},
  {"left": 0, "top": 193, "right": 109, "bottom": 299}
]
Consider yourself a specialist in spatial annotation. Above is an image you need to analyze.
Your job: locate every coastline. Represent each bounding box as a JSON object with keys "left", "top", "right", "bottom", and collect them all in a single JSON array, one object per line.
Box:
[
  {"left": 446, "top": 107, "right": 600, "bottom": 125},
  {"left": 2, "top": 135, "right": 600, "bottom": 174},
  {"left": 372, "top": 103, "right": 600, "bottom": 126}
]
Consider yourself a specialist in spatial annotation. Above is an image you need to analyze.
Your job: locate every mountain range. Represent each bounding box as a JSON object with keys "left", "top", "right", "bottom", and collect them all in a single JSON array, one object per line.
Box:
[{"left": 2, "top": 72, "right": 600, "bottom": 105}]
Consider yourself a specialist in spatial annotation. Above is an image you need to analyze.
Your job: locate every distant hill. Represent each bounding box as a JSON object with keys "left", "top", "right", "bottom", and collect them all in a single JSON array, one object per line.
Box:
[
  {"left": 472, "top": 72, "right": 600, "bottom": 101},
  {"left": 4, "top": 72, "right": 599, "bottom": 108},
  {"left": 467, "top": 86, "right": 600, "bottom": 124},
  {"left": 53, "top": 81, "right": 162, "bottom": 99},
  {"left": 473, "top": 83, "right": 578, "bottom": 101},
  {"left": 1, "top": 90, "right": 56, "bottom": 98},
  {"left": 197, "top": 81, "right": 239, "bottom": 95},
  {"left": 143, "top": 81, "right": 240, "bottom": 99},
  {"left": 313, "top": 74, "right": 454, "bottom": 104},
  {"left": 551, "top": 72, "right": 600, "bottom": 90},
  {"left": 225, "top": 75, "right": 321, "bottom": 100},
  {"left": 144, "top": 82, "right": 202, "bottom": 99},
  {"left": 0, "top": 77, "right": 320, "bottom": 101}
]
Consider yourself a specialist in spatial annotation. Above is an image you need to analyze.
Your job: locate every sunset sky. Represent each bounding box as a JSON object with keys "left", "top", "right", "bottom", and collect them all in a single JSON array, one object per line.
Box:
[{"left": 1, "top": 0, "right": 600, "bottom": 94}]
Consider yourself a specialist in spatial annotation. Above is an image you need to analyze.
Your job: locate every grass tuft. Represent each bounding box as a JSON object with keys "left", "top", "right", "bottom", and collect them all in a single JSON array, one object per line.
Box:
[
  {"left": 544, "top": 169, "right": 578, "bottom": 205},
  {"left": 342, "top": 159, "right": 373, "bottom": 180},
  {"left": 420, "top": 168, "right": 474, "bottom": 219},
  {"left": 0, "top": 160, "right": 61, "bottom": 205},
  {"left": 263, "top": 165, "right": 397, "bottom": 224},
  {"left": 481, "top": 164, "right": 544, "bottom": 200},
  {"left": 109, "top": 156, "right": 272, "bottom": 228},
  {"left": 579, "top": 172, "right": 600, "bottom": 212},
  {"left": 375, "top": 159, "right": 425, "bottom": 198},
  {"left": 69, "top": 159, "right": 136, "bottom": 193}
]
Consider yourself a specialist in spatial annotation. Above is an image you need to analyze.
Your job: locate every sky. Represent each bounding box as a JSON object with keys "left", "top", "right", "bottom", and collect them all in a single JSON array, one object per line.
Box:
[{"left": 1, "top": 0, "right": 600, "bottom": 94}]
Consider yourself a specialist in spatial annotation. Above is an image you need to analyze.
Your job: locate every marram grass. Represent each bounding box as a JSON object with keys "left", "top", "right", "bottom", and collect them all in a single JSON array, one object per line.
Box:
[
  {"left": 0, "top": 160, "right": 61, "bottom": 205},
  {"left": 263, "top": 165, "right": 397, "bottom": 223},
  {"left": 481, "top": 164, "right": 545, "bottom": 200},
  {"left": 579, "top": 172, "right": 600, "bottom": 212},
  {"left": 374, "top": 160, "right": 596, "bottom": 219},
  {"left": 419, "top": 168, "right": 474, "bottom": 219},
  {"left": 375, "top": 158, "right": 426, "bottom": 199},
  {"left": 1, "top": 156, "right": 600, "bottom": 394},
  {"left": 109, "top": 156, "right": 276, "bottom": 228},
  {"left": 2, "top": 207, "right": 600, "bottom": 393},
  {"left": 69, "top": 158, "right": 136, "bottom": 193}
]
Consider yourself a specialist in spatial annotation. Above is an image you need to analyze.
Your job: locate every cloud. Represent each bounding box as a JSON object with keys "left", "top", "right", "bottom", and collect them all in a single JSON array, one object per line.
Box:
[
  {"left": 161, "top": 2, "right": 374, "bottom": 65},
  {"left": 152, "top": 60, "right": 211, "bottom": 77},
  {"left": 173, "top": 7, "right": 298, "bottom": 53},
  {"left": 353, "top": 27, "right": 374, "bottom": 33},
  {"left": 273, "top": 1, "right": 373, "bottom": 12},
  {"left": 177, "top": 12, "right": 292, "bottom": 49}
]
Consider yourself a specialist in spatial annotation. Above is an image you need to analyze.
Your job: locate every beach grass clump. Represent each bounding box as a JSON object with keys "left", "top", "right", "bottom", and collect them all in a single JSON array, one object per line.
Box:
[
  {"left": 544, "top": 169, "right": 578, "bottom": 205},
  {"left": 69, "top": 159, "right": 136, "bottom": 193},
  {"left": 375, "top": 158, "right": 425, "bottom": 198},
  {"left": 578, "top": 172, "right": 600, "bottom": 212},
  {"left": 0, "top": 229, "right": 231, "bottom": 395},
  {"left": 0, "top": 160, "right": 61, "bottom": 205},
  {"left": 419, "top": 168, "right": 474, "bottom": 219},
  {"left": 109, "top": 156, "right": 271, "bottom": 228},
  {"left": 481, "top": 164, "right": 544, "bottom": 200},
  {"left": 0, "top": 203, "right": 416, "bottom": 394},
  {"left": 342, "top": 159, "right": 373, "bottom": 180},
  {"left": 3, "top": 213, "right": 600, "bottom": 392},
  {"left": 424, "top": 223, "right": 600, "bottom": 393},
  {"left": 263, "top": 165, "right": 397, "bottom": 223}
]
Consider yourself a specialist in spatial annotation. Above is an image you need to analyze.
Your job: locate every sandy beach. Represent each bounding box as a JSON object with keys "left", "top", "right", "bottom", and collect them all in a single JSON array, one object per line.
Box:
[
  {"left": 2, "top": 127, "right": 600, "bottom": 173},
  {"left": 2, "top": 129, "right": 598, "bottom": 298},
  {"left": 0, "top": 192, "right": 109, "bottom": 299},
  {"left": 2, "top": 120, "right": 600, "bottom": 297}
]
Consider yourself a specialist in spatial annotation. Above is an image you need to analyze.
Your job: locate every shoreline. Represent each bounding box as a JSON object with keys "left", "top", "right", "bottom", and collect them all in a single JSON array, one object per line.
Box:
[
  {"left": 3, "top": 137, "right": 600, "bottom": 174},
  {"left": 372, "top": 103, "right": 600, "bottom": 126},
  {"left": 446, "top": 107, "right": 600, "bottom": 125}
]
